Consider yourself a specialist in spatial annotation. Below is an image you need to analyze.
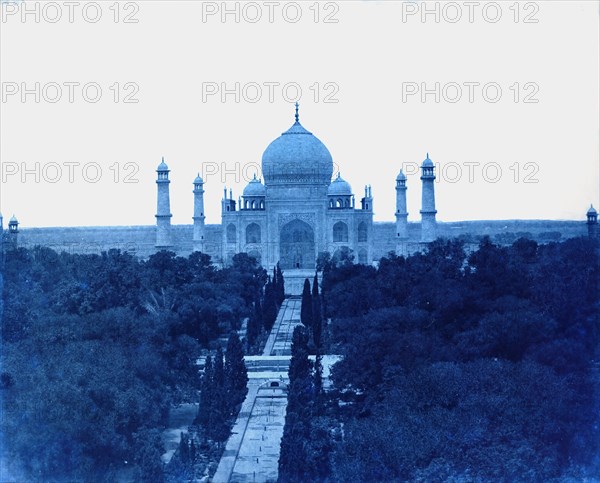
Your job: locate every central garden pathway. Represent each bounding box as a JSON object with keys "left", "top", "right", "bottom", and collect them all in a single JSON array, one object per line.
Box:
[{"left": 212, "top": 298, "right": 301, "bottom": 483}]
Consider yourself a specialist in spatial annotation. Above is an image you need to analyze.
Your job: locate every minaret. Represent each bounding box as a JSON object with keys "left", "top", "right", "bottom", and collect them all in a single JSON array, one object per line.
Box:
[
  {"left": 155, "top": 157, "right": 173, "bottom": 250},
  {"left": 587, "top": 204, "right": 598, "bottom": 238},
  {"left": 395, "top": 169, "right": 408, "bottom": 240},
  {"left": 222, "top": 186, "right": 236, "bottom": 213},
  {"left": 420, "top": 153, "right": 437, "bottom": 242},
  {"left": 193, "top": 174, "right": 206, "bottom": 252},
  {"left": 8, "top": 215, "right": 19, "bottom": 250},
  {"left": 222, "top": 187, "right": 228, "bottom": 213},
  {"left": 361, "top": 185, "right": 373, "bottom": 211}
]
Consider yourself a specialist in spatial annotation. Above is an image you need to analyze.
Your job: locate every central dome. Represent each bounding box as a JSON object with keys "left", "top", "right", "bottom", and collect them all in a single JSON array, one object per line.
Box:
[{"left": 262, "top": 108, "right": 333, "bottom": 185}]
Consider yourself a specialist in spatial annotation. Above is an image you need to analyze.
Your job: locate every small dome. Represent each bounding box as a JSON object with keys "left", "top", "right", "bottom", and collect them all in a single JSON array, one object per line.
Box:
[
  {"left": 9, "top": 215, "right": 18, "bottom": 223},
  {"left": 396, "top": 169, "right": 407, "bottom": 181},
  {"left": 244, "top": 175, "right": 266, "bottom": 197},
  {"left": 157, "top": 157, "right": 169, "bottom": 171},
  {"left": 328, "top": 173, "right": 352, "bottom": 196},
  {"left": 422, "top": 153, "right": 434, "bottom": 167},
  {"left": 194, "top": 173, "right": 204, "bottom": 184},
  {"left": 588, "top": 204, "right": 598, "bottom": 215}
]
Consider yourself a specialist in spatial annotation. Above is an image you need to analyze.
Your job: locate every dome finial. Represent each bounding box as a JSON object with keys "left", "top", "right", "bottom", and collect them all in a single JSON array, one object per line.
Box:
[{"left": 295, "top": 102, "right": 300, "bottom": 123}]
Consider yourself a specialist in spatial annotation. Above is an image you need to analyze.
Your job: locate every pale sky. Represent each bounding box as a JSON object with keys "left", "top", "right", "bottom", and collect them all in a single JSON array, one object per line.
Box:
[{"left": 1, "top": 0, "right": 598, "bottom": 227}]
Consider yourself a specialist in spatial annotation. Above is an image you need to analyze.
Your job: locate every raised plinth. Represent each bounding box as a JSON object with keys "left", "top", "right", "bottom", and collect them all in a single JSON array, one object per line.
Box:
[{"left": 280, "top": 269, "right": 319, "bottom": 296}]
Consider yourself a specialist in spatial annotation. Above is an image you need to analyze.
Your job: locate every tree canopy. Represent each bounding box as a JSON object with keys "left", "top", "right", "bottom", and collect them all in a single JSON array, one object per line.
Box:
[
  {"left": 1, "top": 247, "right": 262, "bottom": 482},
  {"left": 281, "top": 236, "right": 600, "bottom": 481}
]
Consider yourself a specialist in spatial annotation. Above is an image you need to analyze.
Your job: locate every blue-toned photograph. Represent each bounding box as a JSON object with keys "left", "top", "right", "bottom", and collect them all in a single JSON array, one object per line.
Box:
[{"left": 0, "top": 1, "right": 598, "bottom": 482}]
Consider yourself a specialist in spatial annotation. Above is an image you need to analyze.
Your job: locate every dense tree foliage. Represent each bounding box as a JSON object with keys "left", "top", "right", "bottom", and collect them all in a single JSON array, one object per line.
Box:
[
  {"left": 288, "top": 237, "right": 600, "bottom": 481},
  {"left": 244, "top": 266, "right": 285, "bottom": 355},
  {"left": 1, "top": 247, "right": 262, "bottom": 482}
]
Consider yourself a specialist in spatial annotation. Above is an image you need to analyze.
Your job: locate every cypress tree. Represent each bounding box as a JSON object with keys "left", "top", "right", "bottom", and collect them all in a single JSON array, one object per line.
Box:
[
  {"left": 209, "top": 399, "right": 230, "bottom": 445},
  {"left": 209, "top": 347, "right": 229, "bottom": 444},
  {"left": 263, "top": 277, "right": 278, "bottom": 332},
  {"left": 213, "top": 346, "right": 224, "bottom": 388},
  {"left": 287, "top": 326, "right": 313, "bottom": 421},
  {"left": 314, "top": 352, "right": 323, "bottom": 415},
  {"left": 189, "top": 437, "right": 196, "bottom": 463},
  {"left": 288, "top": 326, "right": 312, "bottom": 384},
  {"left": 225, "top": 331, "right": 248, "bottom": 409},
  {"left": 321, "top": 257, "right": 332, "bottom": 318},
  {"left": 300, "top": 278, "right": 313, "bottom": 331},
  {"left": 276, "top": 262, "right": 285, "bottom": 303},
  {"left": 197, "top": 355, "right": 213, "bottom": 428},
  {"left": 246, "top": 296, "right": 262, "bottom": 348},
  {"left": 179, "top": 432, "right": 189, "bottom": 465},
  {"left": 280, "top": 326, "right": 314, "bottom": 482},
  {"left": 279, "top": 410, "right": 309, "bottom": 482},
  {"left": 312, "top": 273, "right": 322, "bottom": 348}
]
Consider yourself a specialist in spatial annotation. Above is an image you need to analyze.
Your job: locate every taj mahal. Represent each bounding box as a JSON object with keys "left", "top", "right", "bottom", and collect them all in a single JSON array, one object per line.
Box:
[
  {"left": 2, "top": 104, "right": 595, "bottom": 286},
  {"left": 157, "top": 103, "right": 437, "bottom": 270}
]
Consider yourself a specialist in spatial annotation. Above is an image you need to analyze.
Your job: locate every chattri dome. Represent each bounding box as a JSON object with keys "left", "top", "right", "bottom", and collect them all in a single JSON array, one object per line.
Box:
[
  {"left": 261, "top": 104, "right": 333, "bottom": 185},
  {"left": 244, "top": 174, "right": 266, "bottom": 197},
  {"left": 328, "top": 173, "right": 352, "bottom": 196},
  {"left": 422, "top": 153, "right": 434, "bottom": 168},
  {"left": 157, "top": 157, "right": 169, "bottom": 171}
]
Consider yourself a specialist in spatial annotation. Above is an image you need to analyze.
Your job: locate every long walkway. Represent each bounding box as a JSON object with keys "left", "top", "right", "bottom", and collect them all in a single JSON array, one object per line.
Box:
[
  {"left": 212, "top": 299, "right": 302, "bottom": 483},
  {"left": 262, "top": 297, "right": 301, "bottom": 357}
]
